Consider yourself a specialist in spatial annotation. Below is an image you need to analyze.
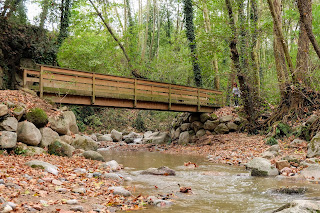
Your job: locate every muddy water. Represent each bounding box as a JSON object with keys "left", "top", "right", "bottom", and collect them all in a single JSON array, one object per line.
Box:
[{"left": 101, "top": 151, "right": 320, "bottom": 213}]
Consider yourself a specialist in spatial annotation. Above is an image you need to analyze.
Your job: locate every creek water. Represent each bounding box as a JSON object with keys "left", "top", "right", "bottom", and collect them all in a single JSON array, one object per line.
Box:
[{"left": 100, "top": 150, "right": 320, "bottom": 213}]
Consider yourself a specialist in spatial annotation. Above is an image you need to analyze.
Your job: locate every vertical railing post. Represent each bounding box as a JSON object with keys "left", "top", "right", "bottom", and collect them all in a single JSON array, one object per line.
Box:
[
  {"left": 92, "top": 73, "right": 96, "bottom": 104},
  {"left": 197, "top": 88, "right": 200, "bottom": 112},
  {"left": 23, "top": 69, "right": 27, "bottom": 88},
  {"left": 134, "top": 79, "right": 137, "bottom": 107},
  {"left": 39, "top": 66, "right": 44, "bottom": 98},
  {"left": 169, "top": 85, "right": 172, "bottom": 110}
]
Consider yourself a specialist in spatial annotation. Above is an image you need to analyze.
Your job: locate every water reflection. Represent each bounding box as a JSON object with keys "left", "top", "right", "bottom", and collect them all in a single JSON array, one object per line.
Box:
[{"left": 100, "top": 151, "right": 320, "bottom": 213}]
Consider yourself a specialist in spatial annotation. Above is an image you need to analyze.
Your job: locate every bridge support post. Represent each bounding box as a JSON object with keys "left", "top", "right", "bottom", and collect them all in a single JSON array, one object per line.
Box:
[
  {"left": 39, "top": 66, "right": 44, "bottom": 98},
  {"left": 92, "top": 73, "right": 96, "bottom": 104},
  {"left": 134, "top": 79, "right": 137, "bottom": 107},
  {"left": 197, "top": 88, "right": 200, "bottom": 112},
  {"left": 169, "top": 85, "right": 172, "bottom": 110}
]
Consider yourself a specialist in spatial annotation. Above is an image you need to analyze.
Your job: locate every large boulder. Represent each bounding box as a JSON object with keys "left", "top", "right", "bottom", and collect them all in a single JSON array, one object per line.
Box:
[
  {"left": 307, "top": 133, "right": 320, "bottom": 157},
  {"left": 17, "top": 121, "right": 41, "bottom": 146},
  {"left": 246, "top": 157, "right": 278, "bottom": 176},
  {"left": 306, "top": 115, "right": 318, "bottom": 126},
  {"left": 200, "top": 113, "right": 211, "bottom": 123},
  {"left": 170, "top": 128, "right": 181, "bottom": 141},
  {"left": 191, "top": 121, "right": 203, "bottom": 132},
  {"left": 300, "top": 164, "right": 320, "bottom": 180},
  {"left": 214, "top": 123, "right": 229, "bottom": 134},
  {"left": 180, "top": 123, "right": 191, "bottom": 131},
  {"left": 0, "top": 104, "right": 8, "bottom": 117},
  {"left": 141, "top": 166, "right": 176, "bottom": 176},
  {"left": 97, "top": 134, "right": 113, "bottom": 142},
  {"left": 48, "top": 140, "right": 75, "bottom": 157},
  {"left": 71, "top": 134, "right": 98, "bottom": 151},
  {"left": 0, "top": 117, "right": 18, "bottom": 132},
  {"left": 227, "top": 122, "right": 238, "bottom": 132},
  {"left": 100, "top": 160, "right": 121, "bottom": 171},
  {"left": 25, "top": 160, "right": 58, "bottom": 175},
  {"left": 123, "top": 132, "right": 142, "bottom": 144},
  {"left": 82, "top": 150, "right": 105, "bottom": 162},
  {"left": 25, "top": 108, "right": 48, "bottom": 128},
  {"left": 15, "top": 143, "right": 45, "bottom": 156},
  {"left": 0, "top": 131, "right": 17, "bottom": 148},
  {"left": 204, "top": 120, "right": 219, "bottom": 131},
  {"left": 12, "top": 106, "right": 25, "bottom": 121},
  {"left": 48, "top": 111, "right": 79, "bottom": 135},
  {"left": 111, "top": 129, "right": 123, "bottom": 142},
  {"left": 196, "top": 129, "right": 206, "bottom": 137},
  {"left": 40, "top": 127, "right": 59, "bottom": 148},
  {"left": 143, "top": 132, "right": 170, "bottom": 144},
  {"left": 219, "top": 115, "right": 233, "bottom": 123},
  {"left": 274, "top": 200, "right": 320, "bottom": 213},
  {"left": 178, "top": 131, "right": 190, "bottom": 145}
]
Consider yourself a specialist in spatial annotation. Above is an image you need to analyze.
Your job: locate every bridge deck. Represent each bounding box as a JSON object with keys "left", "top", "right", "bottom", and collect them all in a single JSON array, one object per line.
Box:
[{"left": 23, "top": 65, "right": 223, "bottom": 112}]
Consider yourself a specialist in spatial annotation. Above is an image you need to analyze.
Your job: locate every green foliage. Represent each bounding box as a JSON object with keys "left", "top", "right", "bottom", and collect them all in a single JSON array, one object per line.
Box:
[
  {"left": 26, "top": 108, "right": 48, "bottom": 128},
  {"left": 133, "top": 112, "right": 146, "bottom": 132},
  {"left": 266, "top": 137, "right": 278, "bottom": 146},
  {"left": 14, "top": 146, "right": 27, "bottom": 155},
  {"left": 277, "top": 123, "right": 292, "bottom": 137},
  {"left": 294, "top": 126, "right": 311, "bottom": 141}
]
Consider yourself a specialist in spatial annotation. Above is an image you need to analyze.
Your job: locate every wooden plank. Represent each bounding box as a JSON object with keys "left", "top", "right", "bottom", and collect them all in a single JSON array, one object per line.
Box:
[{"left": 23, "top": 70, "right": 27, "bottom": 88}]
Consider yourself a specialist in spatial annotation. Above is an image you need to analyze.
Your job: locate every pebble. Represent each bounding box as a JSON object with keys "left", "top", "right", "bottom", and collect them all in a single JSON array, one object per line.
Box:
[
  {"left": 7, "top": 202, "right": 17, "bottom": 209},
  {"left": 1, "top": 205, "right": 13, "bottom": 212},
  {"left": 0, "top": 179, "right": 4, "bottom": 184},
  {"left": 20, "top": 181, "right": 27, "bottom": 185},
  {"left": 24, "top": 174, "right": 32, "bottom": 180},
  {"left": 93, "top": 172, "right": 102, "bottom": 178},
  {"left": 70, "top": 206, "right": 84, "bottom": 212},
  {"left": 52, "top": 179, "right": 63, "bottom": 185},
  {"left": 109, "top": 186, "right": 131, "bottom": 197},
  {"left": 74, "top": 168, "right": 87, "bottom": 174},
  {"left": 72, "top": 187, "right": 86, "bottom": 194},
  {"left": 56, "top": 188, "right": 68, "bottom": 193},
  {"left": 37, "top": 179, "right": 45, "bottom": 183},
  {"left": 39, "top": 200, "right": 47, "bottom": 205},
  {"left": 87, "top": 173, "right": 93, "bottom": 178},
  {"left": 67, "top": 199, "right": 78, "bottom": 205}
]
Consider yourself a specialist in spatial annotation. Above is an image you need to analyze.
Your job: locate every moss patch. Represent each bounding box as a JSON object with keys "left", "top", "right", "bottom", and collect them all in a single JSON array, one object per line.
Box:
[
  {"left": 26, "top": 108, "right": 48, "bottom": 128},
  {"left": 251, "top": 168, "right": 268, "bottom": 177}
]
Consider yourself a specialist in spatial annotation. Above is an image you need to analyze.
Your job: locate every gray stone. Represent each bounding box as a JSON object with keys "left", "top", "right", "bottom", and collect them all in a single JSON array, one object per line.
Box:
[
  {"left": 141, "top": 166, "right": 176, "bottom": 176},
  {"left": 261, "top": 151, "right": 277, "bottom": 159},
  {"left": 290, "top": 139, "right": 306, "bottom": 147},
  {"left": 12, "top": 106, "right": 25, "bottom": 121},
  {"left": 306, "top": 115, "right": 318, "bottom": 125},
  {"left": 171, "top": 128, "right": 181, "bottom": 140},
  {"left": 200, "top": 113, "right": 211, "bottom": 123},
  {"left": 48, "top": 111, "right": 78, "bottom": 135},
  {"left": 1, "top": 204, "right": 13, "bottom": 213},
  {"left": 123, "top": 132, "right": 142, "bottom": 144},
  {"left": 17, "top": 121, "right": 41, "bottom": 146},
  {"left": 97, "top": 134, "right": 113, "bottom": 142},
  {"left": 40, "top": 127, "right": 59, "bottom": 148},
  {"left": 246, "top": 157, "right": 278, "bottom": 176},
  {"left": 191, "top": 121, "right": 203, "bottom": 132},
  {"left": 70, "top": 206, "right": 84, "bottom": 212},
  {"left": 101, "top": 160, "right": 120, "bottom": 171},
  {"left": 60, "top": 135, "right": 73, "bottom": 144},
  {"left": 234, "top": 117, "right": 242, "bottom": 125},
  {"left": 178, "top": 131, "right": 190, "bottom": 145},
  {"left": 0, "top": 104, "right": 8, "bottom": 117},
  {"left": 219, "top": 115, "right": 233, "bottom": 123},
  {"left": 155, "top": 200, "right": 173, "bottom": 208},
  {"left": 109, "top": 186, "right": 131, "bottom": 197},
  {"left": 0, "top": 117, "right": 18, "bottom": 132},
  {"left": 57, "top": 188, "right": 68, "bottom": 193},
  {"left": 74, "top": 168, "right": 87, "bottom": 174},
  {"left": 227, "top": 122, "right": 238, "bottom": 132},
  {"left": 71, "top": 134, "right": 98, "bottom": 151},
  {"left": 0, "top": 131, "right": 17, "bottom": 148},
  {"left": 196, "top": 129, "right": 206, "bottom": 137},
  {"left": 203, "top": 120, "right": 219, "bottom": 131},
  {"left": 307, "top": 133, "right": 320, "bottom": 157},
  {"left": 6, "top": 202, "right": 16, "bottom": 210},
  {"left": 111, "top": 129, "right": 123, "bottom": 142},
  {"left": 25, "top": 160, "right": 58, "bottom": 175},
  {"left": 24, "top": 146, "right": 46, "bottom": 156},
  {"left": 48, "top": 140, "right": 75, "bottom": 157},
  {"left": 72, "top": 187, "right": 86, "bottom": 194},
  {"left": 274, "top": 200, "right": 320, "bottom": 213},
  {"left": 180, "top": 123, "right": 191, "bottom": 131},
  {"left": 301, "top": 164, "right": 320, "bottom": 180},
  {"left": 82, "top": 150, "right": 105, "bottom": 162},
  {"left": 267, "top": 144, "right": 280, "bottom": 152},
  {"left": 67, "top": 199, "right": 78, "bottom": 205},
  {"left": 214, "top": 123, "right": 229, "bottom": 134},
  {"left": 143, "top": 132, "right": 170, "bottom": 144},
  {"left": 102, "top": 173, "right": 122, "bottom": 181}
]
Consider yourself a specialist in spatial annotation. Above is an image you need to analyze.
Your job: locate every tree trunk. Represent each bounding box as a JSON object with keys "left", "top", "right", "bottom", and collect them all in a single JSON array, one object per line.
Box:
[
  {"left": 57, "top": 0, "right": 72, "bottom": 47},
  {"left": 39, "top": 0, "right": 50, "bottom": 29},
  {"left": 149, "top": 0, "right": 156, "bottom": 60},
  {"left": 183, "top": 0, "right": 202, "bottom": 87},
  {"left": 297, "top": 0, "right": 320, "bottom": 59},
  {"left": 156, "top": 0, "right": 160, "bottom": 59},
  {"left": 141, "top": 0, "right": 150, "bottom": 62},
  {"left": 296, "top": 0, "right": 311, "bottom": 85}
]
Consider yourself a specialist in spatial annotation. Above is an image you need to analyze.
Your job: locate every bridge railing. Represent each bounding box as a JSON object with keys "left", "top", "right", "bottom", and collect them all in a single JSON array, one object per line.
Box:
[{"left": 23, "top": 65, "right": 224, "bottom": 110}]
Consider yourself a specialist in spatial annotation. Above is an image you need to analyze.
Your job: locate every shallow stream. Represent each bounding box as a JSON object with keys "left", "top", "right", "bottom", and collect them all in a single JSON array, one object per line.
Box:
[{"left": 100, "top": 151, "right": 320, "bottom": 213}]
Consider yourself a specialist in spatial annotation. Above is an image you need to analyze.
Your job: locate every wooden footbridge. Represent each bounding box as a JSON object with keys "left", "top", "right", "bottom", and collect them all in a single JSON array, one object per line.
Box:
[{"left": 22, "top": 65, "right": 223, "bottom": 112}]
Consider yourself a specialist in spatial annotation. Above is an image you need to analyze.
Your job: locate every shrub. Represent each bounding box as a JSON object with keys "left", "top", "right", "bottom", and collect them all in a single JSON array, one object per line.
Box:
[
  {"left": 26, "top": 108, "right": 48, "bottom": 128},
  {"left": 266, "top": 137, "right": 278, "bottom": 146}
]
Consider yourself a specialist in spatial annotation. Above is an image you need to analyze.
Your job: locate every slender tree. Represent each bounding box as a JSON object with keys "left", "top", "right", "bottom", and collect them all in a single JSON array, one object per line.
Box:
[
  {"left": 183, "top": 0, "right": 202, "bottom": 87},
  {"left": 57, "top": 0, "right": 72, "bottom": 47}
]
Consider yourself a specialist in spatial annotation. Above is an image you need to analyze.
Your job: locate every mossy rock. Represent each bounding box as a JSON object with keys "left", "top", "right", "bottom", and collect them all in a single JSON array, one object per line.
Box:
[
  {"left": 48, "top": 140, "right": 75, "bottom": 157},
  {"left": 26, "top": 108, "right": 48, "bottom": 128},
  {"left": 251, "top": 168, "right": 268, "bottom": 177}
]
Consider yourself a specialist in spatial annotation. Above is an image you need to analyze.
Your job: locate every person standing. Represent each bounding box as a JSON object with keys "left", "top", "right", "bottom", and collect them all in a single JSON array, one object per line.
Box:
[{"left": 232, "top": 83, "right": 241, "bottom": 107}]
